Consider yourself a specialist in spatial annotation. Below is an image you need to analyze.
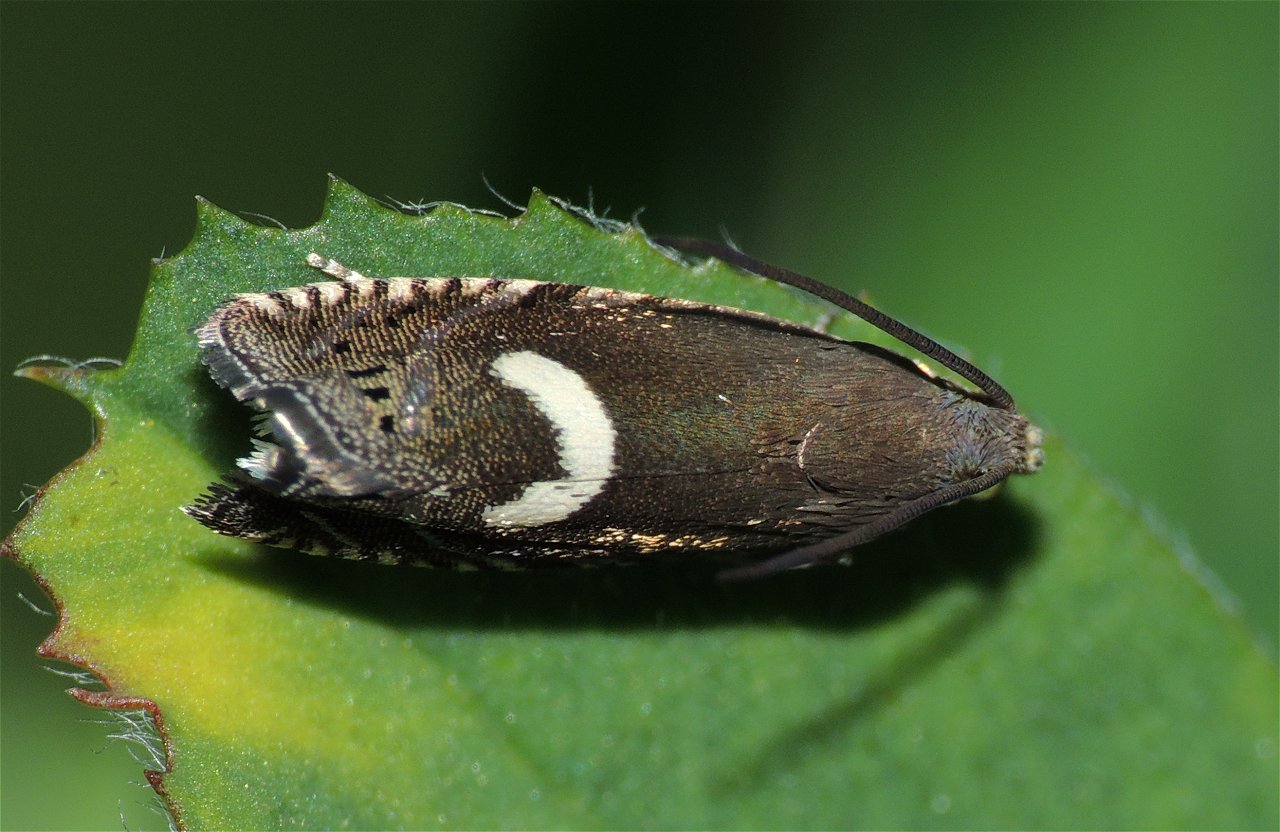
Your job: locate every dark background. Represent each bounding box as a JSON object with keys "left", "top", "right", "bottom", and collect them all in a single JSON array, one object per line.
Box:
[{"left": 2, "top": 3, "right": 1276, "bottom": 828}]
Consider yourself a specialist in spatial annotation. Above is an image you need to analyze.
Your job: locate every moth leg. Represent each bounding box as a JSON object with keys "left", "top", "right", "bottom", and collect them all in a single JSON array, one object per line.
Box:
[{"left": 305, "top": 252, "right": 366, "bottom": 283}]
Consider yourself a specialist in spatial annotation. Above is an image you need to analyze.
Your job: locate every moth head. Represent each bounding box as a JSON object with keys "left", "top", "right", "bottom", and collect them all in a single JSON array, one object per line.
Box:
[{"left": 230, "top": 386, "right": 401, "bottom": 499}]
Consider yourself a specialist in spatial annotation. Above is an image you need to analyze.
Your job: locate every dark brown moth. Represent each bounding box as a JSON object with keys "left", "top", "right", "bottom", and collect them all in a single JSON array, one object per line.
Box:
[{"left": 185, "top": 239, "right": 1042, "bottom": 580}]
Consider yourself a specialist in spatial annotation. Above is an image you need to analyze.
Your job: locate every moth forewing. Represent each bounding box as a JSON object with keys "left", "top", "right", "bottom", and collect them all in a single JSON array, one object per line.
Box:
[{"left": 186, "top": 242, "right": 1042, "bottom": 577}]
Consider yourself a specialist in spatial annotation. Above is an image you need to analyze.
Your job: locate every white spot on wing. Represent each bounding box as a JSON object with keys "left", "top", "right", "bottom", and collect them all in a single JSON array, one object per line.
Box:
[
  {"left": 315, "top": 281, "right": 346, "bottom": 305},
  {"left": 386, "top": 278, "right": 415, "bottom": 301},
  {"left": 482, "top": 351, "right": 616, "bottom": 528},
  {"left": 246, "top": 293, "right": 282, "bottom": 314}
]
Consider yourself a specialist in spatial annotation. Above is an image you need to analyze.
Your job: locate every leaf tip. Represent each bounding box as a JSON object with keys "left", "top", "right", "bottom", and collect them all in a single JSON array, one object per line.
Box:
[
  {"left": 323, "top": 175, "right": 375, "bottom": 214},
  {"left": 192, "top": 195, "right": 244, "bottom": 235},
  {"left": 0, "top": 533, "right": 19, "bottom": 563},
  {"left": 523, "top": 189, "right": 556, "bottom": 219},
  {"left": 13, "top": 361, "right": 88, "bottom": 392}
]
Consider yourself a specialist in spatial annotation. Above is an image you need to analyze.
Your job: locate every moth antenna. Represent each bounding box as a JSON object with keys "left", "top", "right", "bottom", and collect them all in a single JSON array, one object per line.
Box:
[
  {"left": 717, "top": 462, "right": 1019, "bottom": 581},
  {"left": 305, "top": 253, "right": 366, "bottom": 283},
  {"left": 652, "top": 236, "right": 1016, "bottom": 411}
]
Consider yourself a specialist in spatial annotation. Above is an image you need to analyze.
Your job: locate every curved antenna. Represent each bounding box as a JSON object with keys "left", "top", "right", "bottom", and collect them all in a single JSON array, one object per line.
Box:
[
  {"left": 718, "top": 462, "right": 1019, "bottom": 582},
  {"left": 652, "top": 235, "right": 1015, "bottom": 411}
]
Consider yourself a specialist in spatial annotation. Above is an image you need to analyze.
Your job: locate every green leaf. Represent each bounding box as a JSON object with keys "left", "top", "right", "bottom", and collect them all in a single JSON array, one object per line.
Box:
[{"left": 4, "top": 179, "right": 1275, "bottom": 829}]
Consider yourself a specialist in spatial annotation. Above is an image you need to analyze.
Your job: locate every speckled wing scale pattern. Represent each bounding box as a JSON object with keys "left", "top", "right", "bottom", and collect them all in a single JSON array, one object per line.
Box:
[{"left": 185, "top": 248, "right": 1043, "bottom": 577}]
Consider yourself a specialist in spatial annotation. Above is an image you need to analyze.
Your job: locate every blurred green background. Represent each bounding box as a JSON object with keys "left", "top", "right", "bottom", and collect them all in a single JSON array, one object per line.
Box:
[{"left": 2, "top": 3, "right": 1275, "bottom": 829}]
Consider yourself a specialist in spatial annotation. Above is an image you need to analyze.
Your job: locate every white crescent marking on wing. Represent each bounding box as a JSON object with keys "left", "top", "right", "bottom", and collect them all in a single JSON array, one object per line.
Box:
[{"left": 481, "top": 350, "right": 616, "bottom": 528}]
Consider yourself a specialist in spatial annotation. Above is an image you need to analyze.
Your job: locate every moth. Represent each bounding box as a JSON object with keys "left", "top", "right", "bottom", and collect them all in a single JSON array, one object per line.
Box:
[{"left": 185, "top": 238, "right": 1042, "bottom": 580}]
